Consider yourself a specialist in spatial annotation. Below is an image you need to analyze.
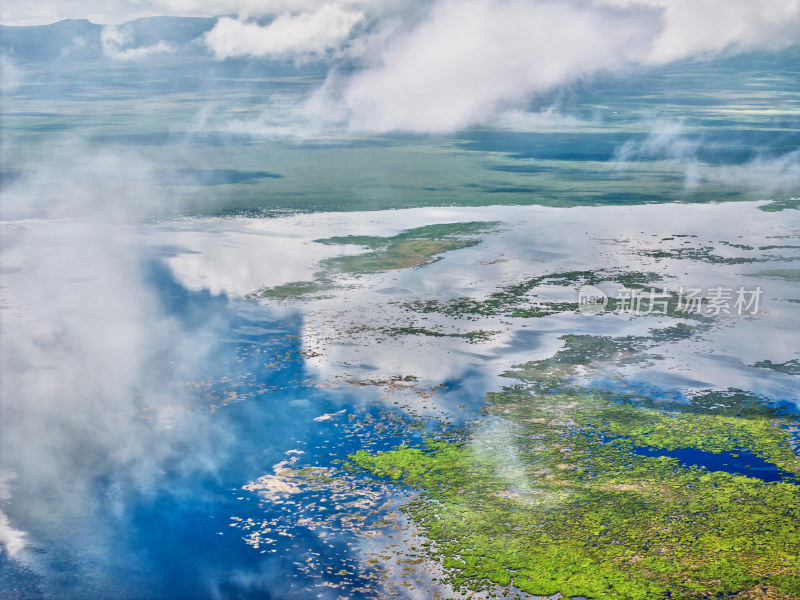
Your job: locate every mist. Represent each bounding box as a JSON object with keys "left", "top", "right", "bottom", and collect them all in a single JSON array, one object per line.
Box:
[{"left": 613, "top": 120, "right": 800, "bottom": 194}]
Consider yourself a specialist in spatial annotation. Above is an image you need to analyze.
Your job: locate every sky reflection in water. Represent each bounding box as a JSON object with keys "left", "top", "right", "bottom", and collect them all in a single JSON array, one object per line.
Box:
[{"left": 1, "top": 237, "right": 494, "bottom": 598}]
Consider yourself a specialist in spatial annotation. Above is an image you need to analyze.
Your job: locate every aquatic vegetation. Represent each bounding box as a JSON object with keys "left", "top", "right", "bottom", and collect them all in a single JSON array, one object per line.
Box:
[
  {"left": 347, "top": 334, "right": 800, "bottom": 599},
  {"left": 403, "top": 270, "right": 664, "bottom": 319},
  {"left": 634, "top": 235, "right": 800, "bottom": 267},
  {"left": 747, "top": 269, "right": 800, "bottom": 282},
  {"left": 327, "top": 238, "right": 478, "bottom": 272},
  {"left": 316, "top": 221, "right": 499, "bottom": 273},
  {"left": 752, "top": 359, "right": 800, "bottom": 376},
  {"left": 379, "top": 326, "right": 498, "bottom": 343},
  {"left": 249, "top": 280, "right": 337, "bottom": 300},
  {"left": 758, "top": 245, "right": 800, "bottom": 251},
  {"left": 642, "top": 245, "right": 768, "bottom": 265},
  {"left": 251, "top": 222, "right": 498, "bottom": 300},
  {"left": 759, "top": 197, "right": 800, "bottom": 212}
]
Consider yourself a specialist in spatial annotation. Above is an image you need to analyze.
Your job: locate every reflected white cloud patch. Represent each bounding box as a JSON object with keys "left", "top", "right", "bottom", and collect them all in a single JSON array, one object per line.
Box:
[
  {"left": 0, "top": 147, "right": 236, "bottom": 565},
  {"left": 0, "top": 218, "right": 230, "bottom": 527},
  {"left": 158, "top": 203, "right": 800, "bottom": 419},
  {"left": 0, "top": 474, "right": 27, "bottom": 557}
]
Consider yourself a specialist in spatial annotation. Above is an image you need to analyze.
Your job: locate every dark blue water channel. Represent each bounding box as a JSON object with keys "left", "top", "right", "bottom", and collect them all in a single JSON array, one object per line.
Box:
[
  {"left": 586, "top": 378, "right": 799, "bottom": 484},
  {"left": 630, "top": 445, "right": 798, "bottom": 484}
]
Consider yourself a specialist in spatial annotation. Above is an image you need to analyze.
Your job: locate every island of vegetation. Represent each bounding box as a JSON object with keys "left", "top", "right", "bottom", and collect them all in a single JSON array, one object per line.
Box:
[
  {"left": 347, "top": 334, "right": 800, "bottom": 599},
  {"left": 252, "top": 221, "right": 499, "bottom": 300}
]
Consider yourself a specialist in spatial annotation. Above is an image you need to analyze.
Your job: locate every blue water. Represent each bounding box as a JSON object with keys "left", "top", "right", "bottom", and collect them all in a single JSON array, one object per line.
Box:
[
  {"left": 0, "top": 260, "right": 429, "bottom": 600},
  {"left": 5, "top": 258, "right": 793, "bottom": 598},
  {"left": 630, "top": 445, "right": 798, "bottom": 484}
]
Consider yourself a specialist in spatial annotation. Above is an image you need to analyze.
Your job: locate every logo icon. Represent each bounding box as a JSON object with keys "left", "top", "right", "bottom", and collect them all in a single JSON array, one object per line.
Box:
[{"left": 578, "top": 285, "right": 608, "bottom": 315}]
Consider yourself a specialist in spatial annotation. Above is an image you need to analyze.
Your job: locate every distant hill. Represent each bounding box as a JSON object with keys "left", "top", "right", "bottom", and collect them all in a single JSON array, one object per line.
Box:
[
  {"left": 0, "top": 16, "right": 220, "bottom": 63},
  {"left": 0, "top": 19, "right": 102, "bottom": 61}
]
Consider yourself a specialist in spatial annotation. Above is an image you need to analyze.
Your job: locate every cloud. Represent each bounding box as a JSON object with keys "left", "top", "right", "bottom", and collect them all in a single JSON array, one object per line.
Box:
[
  {"left": 0, "top": 475, "right": 26, "bottom": 557},
  {"left": 0, "top": 55, "right": 23, "bottom": 90},
  {"left": 101, "top": 25, "right": 174, "bottom": 60},
  {"left": 0, "top": 141, "right": 234, "bottom": 563},
  {"left": 599, "top": 0, "right": 800, "bottom": 63},
  {"left": 613, "top": 120, "right": 699, "bottom": 163},
  {"left": 307, "top": 0, "right": 800, "bottom": 133},
  {"left": 5, "top": 0, "right": 800, "bottom": 134},
  {"left": 0, "top": 144, "right": 186, "bottom": 221},
  {"left": 706, "top": 149, "right": 800, "bottom": 194},
  {"left": 203, "top": 5, "right": 365, "bottom": 59},
  {"left": 612, "top": 119, "right": 800, "bottom": 194},
  {"left": 328, "top": 0, "right": 656, "bottom": 133},
  {"left": 0, "top": 218, "right": 220, "bottom": 554}
]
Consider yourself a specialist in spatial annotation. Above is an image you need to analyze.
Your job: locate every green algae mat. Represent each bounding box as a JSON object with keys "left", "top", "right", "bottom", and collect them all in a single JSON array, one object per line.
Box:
[{"left": 346, "top": 335, "right": 800, "bottom": 600}]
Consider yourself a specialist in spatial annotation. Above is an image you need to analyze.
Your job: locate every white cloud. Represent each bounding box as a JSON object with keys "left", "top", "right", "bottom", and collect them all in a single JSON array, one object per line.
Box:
[
  {"left": 599, "top": 0, "right": 800, "bottom": 63},
  {"left": 4, "top": 0, "right": 800, "bottom": 132},
  {"left": 0, "top": 146, "right": 241, "bottom": 571},
  {"left": 613, "top": 120, "right": 698, "bottom": 163},
  {"left": 0, "top": 474, "right": 26, "bottom": 557},
  {"left": 332, "top": 0, "right": 656, "bottom": 132},
  {"left": 0, "top": 55, "right": 23, "bottom": 90},
  {"left": 613, "top": 119, "right": 800, "bottom": 194},
  {"left": 0, "top": 512, "right": 26, "bottom": 557},
  {"left": 203, "top": 5, "right": 366, "bottom": 59},
  {"left": 706, "top": 149, "right": 800, "bottom": 194},
  {"left": 320, "top": 0, "right": 800, "bottom": 133},
  {"left": 101, "top": 25, "right": 174, "bottom": 60}
]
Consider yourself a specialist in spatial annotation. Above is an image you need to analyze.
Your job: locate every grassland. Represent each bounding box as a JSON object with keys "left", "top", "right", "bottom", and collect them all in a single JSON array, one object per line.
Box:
[
  {"left": 347, "top": 334, "right": 800, "bottom": 599},
  {"left": 250, "top": 280, "right": 337, "bottom": 300},
  {"left": 315, "top": 221, "right": 498, "bottom": 273},
  {"left": 252, "top": 221, "right": 497, "bottom": 299}
]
